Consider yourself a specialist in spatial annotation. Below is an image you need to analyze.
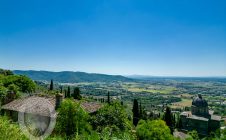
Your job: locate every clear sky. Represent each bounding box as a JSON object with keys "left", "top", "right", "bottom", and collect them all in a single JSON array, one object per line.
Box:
[{"left": 0, "top": 0, "right": 226, "bottom": 76}]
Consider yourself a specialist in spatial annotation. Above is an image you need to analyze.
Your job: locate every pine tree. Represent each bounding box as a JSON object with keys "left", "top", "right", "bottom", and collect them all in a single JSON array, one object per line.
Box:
[
  {"left": 132, "top": 99, "right": 139, "bottom": 126},
  {"left": 107, "top": 92, "right": 110, "bottom": 104},
  {"left": 73, "top": 87, "right": 82, "bottom": 100},
  {"left": 50, "top": 79, "right": 53, "bottom": 90}
]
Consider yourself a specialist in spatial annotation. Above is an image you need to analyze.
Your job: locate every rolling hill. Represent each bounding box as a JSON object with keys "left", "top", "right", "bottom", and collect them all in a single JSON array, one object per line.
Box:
[{"left": 13, "top": 70, "right": 133, "bottom": 83}]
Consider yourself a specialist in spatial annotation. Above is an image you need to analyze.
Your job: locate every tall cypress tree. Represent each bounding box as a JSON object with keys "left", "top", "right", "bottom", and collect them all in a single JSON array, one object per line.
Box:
[
  {"left": 107, "top": 92, "right": 110, "bottom": 104},
  {"left": 50, "top": 79, "right": 53, "bottom": 90},
  {"left": 73, "top": 87, "right": 82, "bottom": 100},
  {"left": 164, "top": 106, "right": 173, "bottom": 133},
  {"left": 67, "top": 86, "right": 71, "bottom": 98},
  {"left": 132, "top": 99, "right": 139, "bottom": 126},
  {"left": 60, "top": 86, "right": 63, "bottom": 93},
  {"left": 64, "top": 89, "right": 67, "bottom": 98}
]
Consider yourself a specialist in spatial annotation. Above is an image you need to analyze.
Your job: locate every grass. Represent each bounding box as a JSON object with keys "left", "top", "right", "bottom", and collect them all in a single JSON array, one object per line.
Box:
[
  {"left": 171, "top": 99, "right": 192, "bottom": 109},
  {"left": 126, "top": 86, "right": 177, "bottom": 94}
]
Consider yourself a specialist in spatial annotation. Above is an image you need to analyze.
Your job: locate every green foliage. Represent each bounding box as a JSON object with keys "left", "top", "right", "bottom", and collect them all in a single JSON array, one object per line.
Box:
[
  {"left": 50, "top": 79, "right": 54, "bottom": 90},
  {"left": 187, "top": 130, "right": 199, "bottom": 140},
  {"left": 0, "top": 116, "right": 28, "bottom": 140},
  {"left": 8, "top": 83, "right": 19, "bottom": 93},
  {"left": 132, "top": 99, "right": 139, "bottom": 126},
  {"left": 107, "top": 91, "right": 110, "bottom": 104},
  {"left": 136, "top": 119, "right": 174, "bottom": 140},
  {"left": 0, "top": 69, "right": 13, "bottom": 76},
  {"left": 0, "top": 69, "right": 36, "bottom": 105},
  {"left": 99, "top": 127, "right": 136, "bottom": 140},
  {"left": 73, "top": 87, "right": 82, "bottom": 100},
  {"left": 164, "top": 106, "right": 173, "bottom": 133},
  {"left": 66, "top": 86, "right": 71, "bottom": 98},
  {"left": 56, "top": 99, "right": 92, "bottom": 137},
  {"left": 1, "top": 75, "right": 36, "bottom": 93},
  {"left": 0, "top": 86, "right": 7, "bottom": 97},
  {"left": 91, "top": 101, "right": 132, "bottom": 133}
]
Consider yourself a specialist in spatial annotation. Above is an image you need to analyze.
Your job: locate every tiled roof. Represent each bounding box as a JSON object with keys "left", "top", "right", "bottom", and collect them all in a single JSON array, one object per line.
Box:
[
  {"left": 1, "top": 96, "right": 56, "bottom": 117},
  {"left": 80, "top": 102, "right": 102, "bottom": 114},
  {"left": 1, "top": 96, "right": 102, "bottom": 117}
]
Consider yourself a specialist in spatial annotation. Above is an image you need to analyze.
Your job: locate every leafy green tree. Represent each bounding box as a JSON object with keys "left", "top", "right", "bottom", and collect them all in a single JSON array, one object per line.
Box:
[
  {"left": 8, "top": 84, "right": 19, "bottom": 94},
  {"left": 0, "top": 86, "right": 7, "bottom": 98},
  {"left": 3, "top": 75, "right": 35, "bottom": 93},
  {"left": 132, "top": 99, "right": 139, "bottom": 126},
  {"left": 50, "top": 79, "right": 54, "bottom": 90},
  {"left": 0, "top": 69, "right": 13, "bottom": 76},
  {"left": 56, "top": 99, "right": 91, "bottom": 137},
  {"left": 136, "top": 120, "right": 174, "bottom": 140},
  {"left": 91, "top": 101, "right": 132, "bottom": 133},
  {"left": 73, "top": 87, "right": 82, "bottom": 100}
]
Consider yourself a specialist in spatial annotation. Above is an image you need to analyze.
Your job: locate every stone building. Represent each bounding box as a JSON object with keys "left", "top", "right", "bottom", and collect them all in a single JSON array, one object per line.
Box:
[{"left": 180, "top": 94, "right": 221, "bottom": 135}]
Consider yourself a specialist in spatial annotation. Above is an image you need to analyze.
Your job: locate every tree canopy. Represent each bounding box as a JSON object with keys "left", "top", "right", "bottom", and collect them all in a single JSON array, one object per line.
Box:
[
  {"left": 91, "top": 101, "right": 132, "bottom": 133},
  {"left": 56, "top": 99, "right": 91, "bottom": 138},
  {"left": 136, "top": 120, "right": 174, "bottom": 140}
]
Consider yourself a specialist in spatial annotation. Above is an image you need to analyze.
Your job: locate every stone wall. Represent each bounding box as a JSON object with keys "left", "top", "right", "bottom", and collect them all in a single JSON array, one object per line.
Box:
[{"left": 187, "top": 118, "right": 209, "bottom": 135}]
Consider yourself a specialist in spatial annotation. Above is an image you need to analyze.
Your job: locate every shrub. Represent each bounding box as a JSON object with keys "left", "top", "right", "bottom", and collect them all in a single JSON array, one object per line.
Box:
[{"left": 0, "top": 116, "right": 28, "bottom": 140}]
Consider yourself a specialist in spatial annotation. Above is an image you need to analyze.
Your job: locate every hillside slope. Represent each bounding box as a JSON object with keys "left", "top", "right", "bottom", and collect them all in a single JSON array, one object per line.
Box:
[{"left": 13, "top": 70, "right": 133, "bottom": 83}]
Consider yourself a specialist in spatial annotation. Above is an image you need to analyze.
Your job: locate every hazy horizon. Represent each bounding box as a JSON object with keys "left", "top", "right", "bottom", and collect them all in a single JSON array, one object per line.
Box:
[
  {"left": 9, "top": 69, "right": 225, "bottom": 78},
  {"left": 1, "top": 0, "right": 226, "bottom": 77}
]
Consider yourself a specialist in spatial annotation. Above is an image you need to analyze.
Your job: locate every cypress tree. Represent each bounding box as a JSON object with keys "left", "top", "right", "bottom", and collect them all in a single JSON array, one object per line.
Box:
[
  {"left": 50, "top": 79, "right": 53, "bottom": 90},
  {"left": 64, "top": 89, "right": 67, "bottom": 98},
  {"left": 132, "top": 99, "right": 139, "bottom": 126},
  {"left": 177, "top": 116, "right": 182, "bottom": 129},
  {"left": 139, "top": 101, "right": 142, "bottom": 115},
  {"left": 164, "top": 106, "right": 173, "bottom": 133},
  {"left": 67, "top": 86, "right": 71, "bottom": 98},
  {"left": 60, "top": 86, "right": 63, "bottom": 93},
  {"left": 107, "top": 92, "right": 110, "bottom": 104},
  {"left": 73, "top": 87, "right": 82, "bottom": 100}
]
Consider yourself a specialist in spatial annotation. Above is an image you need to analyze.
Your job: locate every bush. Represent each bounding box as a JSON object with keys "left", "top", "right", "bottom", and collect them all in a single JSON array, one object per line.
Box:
[{"left": 0, "top": 116, "right": 28, "bottom": 140}]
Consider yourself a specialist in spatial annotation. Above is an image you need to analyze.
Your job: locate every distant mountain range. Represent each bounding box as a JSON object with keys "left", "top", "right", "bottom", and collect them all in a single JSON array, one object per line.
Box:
[{"left": 13, "top": 70, "right": 133, "bottom": 83}]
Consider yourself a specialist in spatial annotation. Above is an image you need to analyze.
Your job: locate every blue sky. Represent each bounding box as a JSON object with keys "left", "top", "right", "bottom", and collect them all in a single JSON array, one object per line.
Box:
[{"left": 0, "top": 0, "right": 226, "bottom": 76}]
